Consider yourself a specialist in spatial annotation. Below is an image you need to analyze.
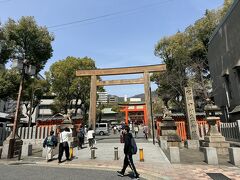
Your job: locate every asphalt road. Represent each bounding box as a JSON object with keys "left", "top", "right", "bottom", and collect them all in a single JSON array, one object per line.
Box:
[
  {"left": 0, "top": 164, "right": 144, "bottom": 180},
  {"left": 95, "top": 128, "right": 148, "bottom": 144}
]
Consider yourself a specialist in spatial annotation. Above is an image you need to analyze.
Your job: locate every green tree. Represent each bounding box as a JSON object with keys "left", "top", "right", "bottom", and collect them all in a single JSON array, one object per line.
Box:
[
  {"left": 221, "top": 0, "right": 234, "bottom": 17},
  {"left": 46, "top": 56, "right": 102, "bottom": 123},
  {"left": 153, "top": 32, "right": 190, "bottom": 111},
  {"left": 0, "top": 69, "right": 20, "bottom": 100},
  {"left": 22, "top": 79, "right": 50, "bottom": 125},
  {"left": 152, "top": 96, "right": 164, "bottom": 115},
  {"left": 0, "top": 16, "right": 54, "bottom": 125},
  {"left": 153, "top": 1, "right": 233, "bottom": 112},
  {"left": 0, "top": 16, "right": 54, "bottom": 71}
]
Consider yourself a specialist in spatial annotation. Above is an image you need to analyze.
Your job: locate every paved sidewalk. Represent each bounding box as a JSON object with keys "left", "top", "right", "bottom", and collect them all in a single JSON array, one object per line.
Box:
[{"left": 1, "top": 142, "right": 240, "bottom": 179}]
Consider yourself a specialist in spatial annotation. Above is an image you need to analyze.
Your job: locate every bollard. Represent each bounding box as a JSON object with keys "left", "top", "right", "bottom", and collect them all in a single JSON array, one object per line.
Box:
[
  {"left": 0, "top": 148, "right": 2, "bottom": 159},
  {"left": 114, "top": 147, "right": 119, "bottom": 160},
  {"left": 91, "top": 148, "right": 95, "bottom": 159},
  {"left": 139, "top": 148, "right": 144, "bottom": 162},
  {"left": 18, "top": 149, "right": 22, "bottom": 161},
  {"left": 69, "top": 147, "right": 73, "bottom": 159}
]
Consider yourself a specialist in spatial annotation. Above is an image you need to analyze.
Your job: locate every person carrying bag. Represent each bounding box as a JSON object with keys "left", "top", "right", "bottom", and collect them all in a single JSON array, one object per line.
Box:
[
  {"left": 58, "top": 127, "right": 72, "bottom": 163},
  {"left": 43, "top": 130, "right": 58, "bottom": 162}
]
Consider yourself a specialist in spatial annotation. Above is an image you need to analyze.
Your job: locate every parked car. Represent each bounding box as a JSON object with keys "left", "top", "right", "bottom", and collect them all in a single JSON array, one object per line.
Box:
[{"left": 95, "top": 123, "right": 110, "bottom": 136}]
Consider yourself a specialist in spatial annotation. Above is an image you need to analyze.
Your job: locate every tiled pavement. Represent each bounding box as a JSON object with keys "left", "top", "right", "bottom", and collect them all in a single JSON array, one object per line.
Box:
[
  {"left": 32, "top": 142, "right": 240, "bottom": 179},
  {"left": 1, "top": 139, "right": 240, "bottom": 179}
]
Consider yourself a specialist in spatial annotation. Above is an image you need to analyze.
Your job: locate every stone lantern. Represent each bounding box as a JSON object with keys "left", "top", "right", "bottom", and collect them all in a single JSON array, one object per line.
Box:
[
  {"left": 159, "top": 106, "right": 181, "bottom": 147},
  {"left": 204, "top": 100, "right": 221, "bottom": 137},
  {"left": 202, "top": 99, "right": 229, "bottom": 154},
  {"left": 58, "top": 110, "right": 78, "bottom": 148}
]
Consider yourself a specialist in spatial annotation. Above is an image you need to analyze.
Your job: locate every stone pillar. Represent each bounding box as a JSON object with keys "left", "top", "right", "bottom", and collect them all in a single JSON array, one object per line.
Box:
[
  {"left": 159, "top": 139, "right": 168, "bottom": 150},
  {"left": 184, "top": 87, "right": 200, "bottom": 140},
  {"left": 203, "top": 147, "right": 218, "bottom": 165},
  {"left": 22, "top": 143, "right": 32, "bottom": 157},
  {"left": 169, "top": 147, "right": 180, "bottom": 163},
  {"left": 89, "top": 75, "right": 97, "bottom": 130},
  {"left": 2, "top": 125, "right": 23, "bottom": 159},
  {"left": 229, "top": 147, "right": 240, "bottom": 166}
]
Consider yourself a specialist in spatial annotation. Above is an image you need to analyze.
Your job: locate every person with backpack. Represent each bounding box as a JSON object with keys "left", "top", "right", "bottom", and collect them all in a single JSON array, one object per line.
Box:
[
  {"left": 117, "top": 125, "right": 139, "bottom": 179},
  {"left": 77, "top": 125, "right": 85, "bottom": 149},
  {"left": 43, "top": 130, "right": 58, "bottom": 162}
]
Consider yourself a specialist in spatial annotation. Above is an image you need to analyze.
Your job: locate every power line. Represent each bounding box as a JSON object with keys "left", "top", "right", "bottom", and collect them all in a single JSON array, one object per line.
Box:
[
  {"left": 47, "top": 0, "right": 175, "bottom": 30},
  {"left": 49, "top": 8, "right": 142, "bottom": 32}
]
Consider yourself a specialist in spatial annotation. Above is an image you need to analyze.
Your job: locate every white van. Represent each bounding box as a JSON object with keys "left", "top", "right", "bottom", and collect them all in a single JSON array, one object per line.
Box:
[{"left": 95, "top": 123, "right": 110, "bottom": 136}]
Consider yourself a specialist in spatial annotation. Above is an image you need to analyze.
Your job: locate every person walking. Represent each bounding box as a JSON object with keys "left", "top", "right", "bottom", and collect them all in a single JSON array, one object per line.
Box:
[
  {"left": 143, "top": 125, "right": 148, "bottom": 140},
  {"left": 134, "top": 124, "right": 139, "bottom": 138},
  {"left": 87, "top": 127, "right": 95, "bottom": 149},
  {"left": 117, "top": 125, "right": 140, "bottom": 179},
  {"left": 58, "top": 127, "right": 72, "bottom": 163},
  {"left": 43, "top": 130, "right": 58, "bottom": 162},
  {"left": 77, "top": 125, "right": 85, "bottom": 149}
]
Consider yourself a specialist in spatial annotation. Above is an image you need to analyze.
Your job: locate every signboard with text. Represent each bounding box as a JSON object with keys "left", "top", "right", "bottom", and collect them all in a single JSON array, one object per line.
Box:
[{"left": 184, "top": 87, "right": 200, "bottom": 140}]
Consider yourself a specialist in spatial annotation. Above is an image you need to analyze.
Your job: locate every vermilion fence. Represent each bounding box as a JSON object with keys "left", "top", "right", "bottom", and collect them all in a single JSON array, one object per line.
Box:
[{"left": 175, "top": 121, "right": 187, "bottom": 141}]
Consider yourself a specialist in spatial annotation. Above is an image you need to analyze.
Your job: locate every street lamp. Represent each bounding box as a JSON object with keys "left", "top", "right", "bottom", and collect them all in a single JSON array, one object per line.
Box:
[{"left": 7, "top": 58, "right": 36, "bottom": 158}]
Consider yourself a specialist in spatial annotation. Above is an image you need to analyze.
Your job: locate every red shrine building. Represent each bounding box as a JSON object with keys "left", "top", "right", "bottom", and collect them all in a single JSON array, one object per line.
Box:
[{"left": 119, "top": 103, "right": 148, "bottom": 125}]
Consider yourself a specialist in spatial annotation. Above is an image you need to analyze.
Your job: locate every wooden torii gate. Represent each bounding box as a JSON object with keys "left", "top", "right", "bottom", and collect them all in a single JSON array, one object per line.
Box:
[{"left": 76, "top": 64, "right": 166, "bottom": 137}]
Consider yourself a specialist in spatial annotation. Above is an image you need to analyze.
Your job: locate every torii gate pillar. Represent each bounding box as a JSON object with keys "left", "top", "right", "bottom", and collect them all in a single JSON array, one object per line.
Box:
[
  {"left": 89, "top": 75, "right": 97, "bottom": 129},
  {"left": 144, "top": 72, "right": 152, "bottom": 136}
]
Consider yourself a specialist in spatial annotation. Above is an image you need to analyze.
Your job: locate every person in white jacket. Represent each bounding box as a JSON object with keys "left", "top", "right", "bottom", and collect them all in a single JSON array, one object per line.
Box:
[
  {"left": 87, "top": 127, "right": 95, "bottom": 148},
  {"left": 58, "top": 127, "right": 72, "bottom": 163}
]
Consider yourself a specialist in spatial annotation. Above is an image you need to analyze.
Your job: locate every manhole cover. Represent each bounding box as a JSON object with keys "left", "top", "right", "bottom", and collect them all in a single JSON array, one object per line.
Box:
[{"left": 206, "top": 173, "right": 231, "bottom": 180}]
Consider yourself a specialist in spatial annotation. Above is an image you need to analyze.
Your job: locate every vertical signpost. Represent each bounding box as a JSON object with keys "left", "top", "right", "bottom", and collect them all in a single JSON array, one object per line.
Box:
[{"left": 184, "top": 87, "right": 199, "bottom": 140}]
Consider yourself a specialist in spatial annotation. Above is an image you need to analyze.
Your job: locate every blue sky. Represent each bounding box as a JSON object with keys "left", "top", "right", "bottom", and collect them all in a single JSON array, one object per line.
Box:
[{"left": 0, "top": 0, "right": 224, "bottom": 97}]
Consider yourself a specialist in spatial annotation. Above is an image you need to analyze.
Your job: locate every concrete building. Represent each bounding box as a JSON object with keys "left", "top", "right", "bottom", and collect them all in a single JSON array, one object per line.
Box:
[
  {"left": 108, "top": 95, "right": 118, "bottom": 103},
  {"left": 129, "top": 98, "right": 141, "bottom": 102},
  {"left": 101, "top": 108, "right": 118, "bottom": 124},
  {"left": 35, "top": 96, "right": 83, "bottom": 124},
  {"left": 208, "top": 0, "right": 240, "bottom": 121},
  {"left": 97, "top": 92, "right": 108, "bottom": 104},
  {"left": 37, "top": 98, "right": 54, "bottom": 119}
]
